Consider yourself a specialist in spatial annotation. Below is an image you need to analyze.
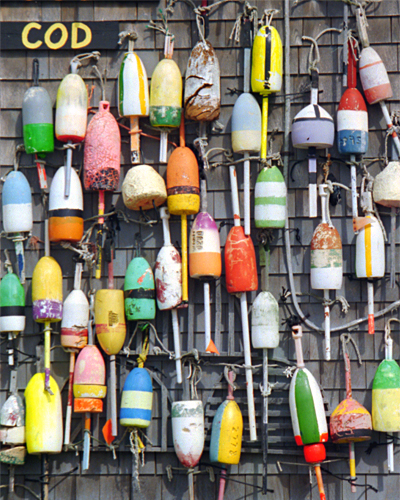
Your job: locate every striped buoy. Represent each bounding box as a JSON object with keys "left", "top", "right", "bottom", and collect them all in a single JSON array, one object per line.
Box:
[
  {"left": 2, "top": 171, "right": 33, "bottom": 234},
  {"left": 254, "top": 166, "right": 286, "bottom": 228},
  {"left": 124, "top": 256, "right": 156, "bottom": 321},
  {"left": 189, "top": 211, "right": 221, "bottom": 280},
  {"left": 32, "top": 257, "right": 63, "bottom": 323},
  {"left": 292, "top": 104, "right": 334, "bottom": 149},
  {"left": 372, "top": 358, "right": 400, "bottom": 432},
  {"left": 118, "top": 52, "right": 149, "bottom": 119},
  {"left": 25, "top": 373, "right": 63, "bottom": 454},
  {"left": 73, "top": 344, "right": 107, "bottom": 411},
  {"left": 337, "top": 93, "right": 368, "bottom": 156},
  {"left": 0, "top": 272, "right": 25, "bottom": 334},
  {"left": 359, "top": 46, "right": 392, "bottom": 105},
  {"left": 61, "top": 289, "right": 89, "bottom": 350},
  {"left": 120, "top": 367, "right": 153, "bottom": 428},
  {"left": 231, "top": 93, "right": 261, "bottom": 154},
  {"left": 251, "top": 25, "right": 283, "bottom": 96},
  {"left": 149, "top": 59, "right": 182, "bottom": 128},
  {"left": 171, "top": 400, "right": 204, "bottom": 468},
  {"left": 310, "top": 223, "right": 343, "bottom": 290},
  {"left": 355, "top": 215, "right": 385, "bottom": 279},
  {"left": 49, "top": 166, "right": 84, "bottom": 243}
]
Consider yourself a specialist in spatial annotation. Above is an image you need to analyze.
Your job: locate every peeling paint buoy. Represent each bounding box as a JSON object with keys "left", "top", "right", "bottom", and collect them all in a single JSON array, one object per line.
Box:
[
  {"left": 172, "top": 400, "right": 204, "bottom": 468},
  {"left": 124, "top": 256, "right": 156, "bottom": 321}
]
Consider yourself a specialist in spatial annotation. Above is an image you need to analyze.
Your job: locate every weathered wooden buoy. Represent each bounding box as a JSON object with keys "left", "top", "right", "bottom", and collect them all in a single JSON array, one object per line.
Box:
[
  {"left": 124, "top": 256, "right": 156, "bottom": 321},
  {"left": 330, "top": 336, "right": 372, "bottom": 492},
  {"left": 149, "top": 34, "right": 182, "bottom": 163},
  {"left": 171, "top": 400, "right": 204, "bottom": 468},
  {"left": 22, "top": 58, "right": 54, "bottom": 156},
  {"left": 155, "top": 207, "right": 183, "bottom": 383},
  {"left": 122, "top": 164, "right": 167, "bottom": 211},
  {"left": 49, "top": 165, "right": 84, "bottom": 243},
  {"left": 225, "top": 226, "right": 258, "bottom": 294},
  {"left": 0, "top": 272, "right": 25, "bottom": 337},
  {"left": 73, "top": 344, "right": 107, "bottom": 410},
  {"left": 56, "top": 73, "right": 88, "bottom": 143},
  {"left": 189, "top": 211, "right": 221, "bottom": 280},
  {"left": 95, "top": 289, "right": 126, "bottom": 356},
  {"left": 311, "top": 184, "right": 342, "bottom": 360},
  {"left": 184, "top": 39, "right": 220, "bottom": 122},
  {"left": 84, "top": 101, "right": 121, "bottom": 192},
  {"left": 292, "top": 68, "right": 334, "bottom": 218},
  {"left": 84, "top": 99, "right": 121, "bottom": 278},
  {"left": 167, "top": 117, "right": 200, "bottom": 302},
  {"left": 118, "top": 37, "right": 149, "bottom": 164},
  {"left": 373, "top": 161, "right": 400, "bottom": 207},
  {"left": 289, "top": 325, "right": 328, "bottom": 500},
  {"left": 2, "top": 171, "right": 33, "bottom": 235},
  {"left": 24, "top": 373, "right": 63, "bottom": 454},
  {"left": 355, "top": 187, "right": 385, "bottom": 334},
  {"left": 120, "top": 367, "right": 153, "bottom": 428},
  {"left": 231, "top": 93, "right": 261, "bottom": 154},
  {"left": 251, "top": 291, "right": 279, "bottom": 349},
  {"left": 254, "top": 165, "right": 286, "bottom": 228}
]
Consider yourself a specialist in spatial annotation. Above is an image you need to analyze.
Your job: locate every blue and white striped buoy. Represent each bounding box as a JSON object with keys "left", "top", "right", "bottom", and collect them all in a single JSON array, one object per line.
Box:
[
  {"left": 120, "top": 367, "right": 153, "bottom": 428},
  {"left": 2, "top": 171, "right": 33, "bottom": 234}
]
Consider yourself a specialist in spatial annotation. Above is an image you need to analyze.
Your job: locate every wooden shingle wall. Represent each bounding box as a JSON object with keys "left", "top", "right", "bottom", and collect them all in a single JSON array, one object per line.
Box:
[{"left": 1, "top": 1, "right": 400, "bottom": 498}]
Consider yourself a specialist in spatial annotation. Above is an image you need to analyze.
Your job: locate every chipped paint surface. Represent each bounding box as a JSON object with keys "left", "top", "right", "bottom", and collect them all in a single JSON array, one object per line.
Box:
[
  {"left": 225, "top": 226, "right": 258, "bottom": 293},
  {"left": 171, "top": 401, "right": 204, "bottom": 468},
  {"left": 184, "top": 40, "right": 220, "bottom": 122},
  {"left": 154, "top": 246, "right": 182, "bottom": 310},
  {"left": 330, "top": 398, "right": 372, "bottom": 443}
]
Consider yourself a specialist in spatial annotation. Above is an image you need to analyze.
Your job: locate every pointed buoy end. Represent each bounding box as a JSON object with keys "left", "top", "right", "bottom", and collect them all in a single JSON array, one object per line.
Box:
[
  {"left": 206, "top": 339, "right": 219, "bottom": 355},
  {"left": 368, "top": 314, "right": 375, "bottom": 335},
  {"left": 102, "top": 419, "right": 115, "bottom": 445}
]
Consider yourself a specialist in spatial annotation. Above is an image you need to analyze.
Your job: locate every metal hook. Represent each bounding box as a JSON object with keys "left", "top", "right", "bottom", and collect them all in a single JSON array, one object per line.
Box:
[
  {"left": 70, "top": 51, "right": 101, "bottom": 74},
  {"left": 384, "top": 318, "right": 400, "bottom": 345}
]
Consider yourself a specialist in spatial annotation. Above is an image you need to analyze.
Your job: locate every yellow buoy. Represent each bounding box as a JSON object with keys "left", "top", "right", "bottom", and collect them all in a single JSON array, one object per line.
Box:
[
  {"left": 95, "top": 289, "right": 126, "bottom": 356},
  {"left": 24, "top": 373, "right": 63, "bottom": 454}
]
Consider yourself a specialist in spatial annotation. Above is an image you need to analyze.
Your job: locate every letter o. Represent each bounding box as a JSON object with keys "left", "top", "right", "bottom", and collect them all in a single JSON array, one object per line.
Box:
[{"left": 44, "top": 23, "right": 68, "bottom": 50}]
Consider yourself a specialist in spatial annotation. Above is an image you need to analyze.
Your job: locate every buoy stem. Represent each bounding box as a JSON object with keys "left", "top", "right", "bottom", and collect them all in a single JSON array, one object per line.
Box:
[
  {"left": 349, "top": 442, "right": 356, "bottom": 493},
  {"left": 229, "top": 166, "right": 241, "bottom": 227},
  {"left": 308, "top": 148, "right": 318, "bottom": 218},
  {"left": 159, "top": 131, "right": 168, "bottom": 163},
  {"left": 171, "top": 309, "right": 183, "bottom": 384},
  {"left": 110, "top": 355, "right": 118, "bottom": 436},
  {"left": 160, "top": 207, "right": 172, "bottom": 246},
  {"left": 244, "top": 154, "right": 251, "bottom": 236},
  {"left": 204, "top": 282, "right": 211, "bottom": 351},
  {"left": 347, "top": 39, "right": 357, "bottom": 89},
  {"left": 200, "top": 179, "right": 208, "bottom": 212},
  {"left": 74, "top": 262, "right": 83, "bottom": 291},
  {"left": 65, "top": 143, "right": 72, "bottom": 198},
  {"left": 323, "top": 289, "right": 331, "bottom": 361},
  {"left": 350, "top": 155, "right": 358, "bottom": 224},
  {"left": 314, "top": 465, "right": 326, "bottom": 500},
  {"left": 367, "top": 280, "right": 374, "bottom": 334},
  {"left": 181, "top": 215, "right": 188, "bottom": 302},
  {"left": 179, "top": 113, "right": 185, "bottom": 148},
  {"left": 261, "top": 97, "right": 269, "bottom": 160},
  {"left": 64, "top": 351, "right": 76, "bottom": 445},
  {"left": 82, "top": 413, "right": 91, "bottom": 471},
  {"left": 44, "top": 322, "right": 53, "bottom": 394},
  {"left": 95, "top": 190, "right": 105, "bottom": 279},
  {"left": 130, "top": 116, "right": 140, "bottom": 164},
  {"left": 217, "top": 468, "right": 227, "bottom": 500},
  {"left": 292, "top": 325, "right": 305, "bottom": 368},
  {"left": 240, "top": 292, "right": 257, "bottom": 441},
  {"left": 344, "top": 352, "right": 352, "bottom": 400},
  {"left": 262, "top": 347, "right": 269, "bottom": 495},
  {"left": 387, "top": 432, "right": 394, "bottom": 473}
]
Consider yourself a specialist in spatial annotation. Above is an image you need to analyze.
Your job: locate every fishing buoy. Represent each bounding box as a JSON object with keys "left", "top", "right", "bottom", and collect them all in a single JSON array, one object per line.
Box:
[
  {"left": 254, "top": 165, "right": 287, "bottom": 228},
  {"left": 225, "top": 226, "right": 258, "bottom": 294},
  {"left": 189, "top": 179, "right": 221, "bottom": 353},
  {"left": 310, "top": 184, "right": 342, "bottom": 360},
  {"left": 49, "top": 166, "right": 84, "bottom": 243},
  {"left": 122, "top": 164, "right": 167, "bottom": 211},
  {"left": 2, "top": 171, "right": 33, "bottom": 235},
  {"left": 120, "top": 367, "right": 153, "bottom": 428},
  {"left": 167, "top": 116, "right": 200, "bottom": 303},
  {"left": 231, "top": 93, "right": 261, "bottom": 155},
  {"left": 373, "top": 161, "right": 400, "bottom": 207},
  {"left": 149, "top": 34, "right": 182, "bottom": 163},
  {"left": 124, "top": 256, "right": 156, "bottom": 321},
  {"left": 337, "top": 39, "right": 369, "bottom": 221},
  {"left": 189, "top": 211, "right": 221, "bottom": 280},
  {"left": 355, "top": 185, "right": 385, "bottom": 334},
  {"left": 359, "top": 47, "right": 392, "bottom": 105},
  {"left": 25, "top": 373, "right": 63, "bottom": 454},
  {"left": 118, "top": 34, "right": 149, "bottom": 164},
  {"left": 251, "top": 291, "right": 279, "bottom": 349},
  {"left": 0, "top": 272, "right": 25, "bottom": 338},
  {"left": 209, "top": 370, "right": 242, "bottom": 499},
  {"left": 184, "top": 40, "right": 220, "bottom": 122},
  {"left": 32, "top": 256, "right": 63, "bottom": 324},
  {"left": 330, "top": 335, "right": 372, "bottom": 492},
  {"left": 289, "top": 325, "right": 328, "bottom": 500},
  {"left": 171, "top": 400, "right": 204, "bottom": 468},
  {"left": 372, "top": 319, "right": 400, "bottom": 472},
  {"left": 292, "top": 67, "right": 334, "bottom": 218},
  {"left": 155, "top": 207, "right": 183, "bottom": 383},
  {"left": 84, "top": 99, "right": 121, "bottom": 279},
  {"left": 56, "top": 61, "right": 89, "bottom": 197},
  {"left": 95, "top": 289, "right": 126, "bottom": 356},
  {"left": 73, "top": 345, "right": 107, "bottom": 407},
  {"left": 22, "top": 58, "right": 54, "bottom": 156}
]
